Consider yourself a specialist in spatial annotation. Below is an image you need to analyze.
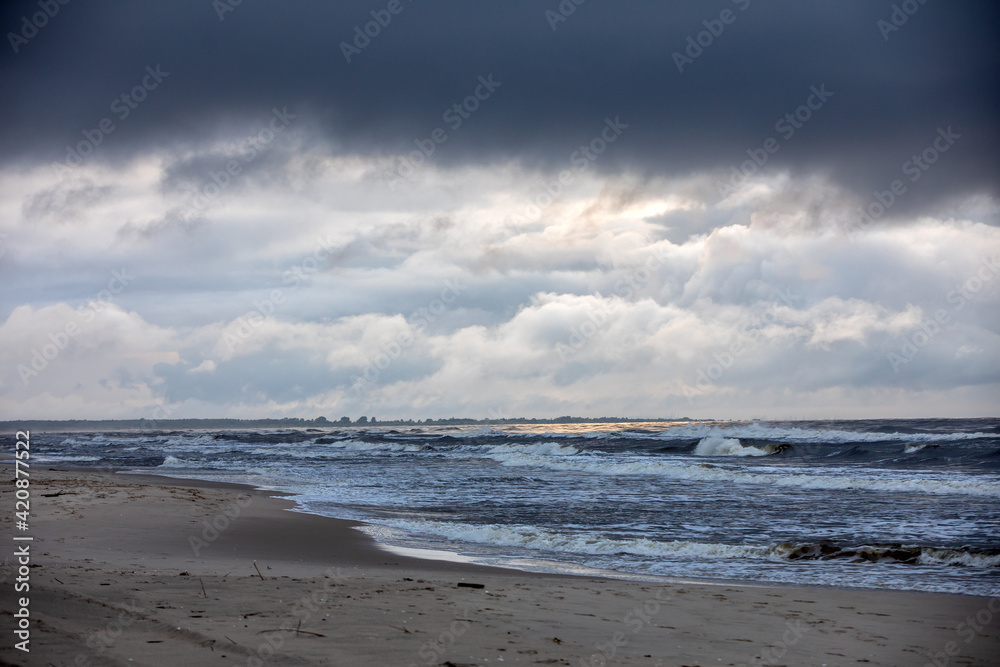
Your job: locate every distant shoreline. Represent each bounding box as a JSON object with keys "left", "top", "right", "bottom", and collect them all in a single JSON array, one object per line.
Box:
[
  {"left": 3, "top": 415, "right": 996, "bottom": 433},
  {"left": 0, "top": 416, "right": 699, "bottom": 432}
]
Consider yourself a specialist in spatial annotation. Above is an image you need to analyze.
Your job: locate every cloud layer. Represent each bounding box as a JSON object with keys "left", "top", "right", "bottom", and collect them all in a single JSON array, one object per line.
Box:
[{"left": 1, "top": 1, "right": 998, "bottom": 419}]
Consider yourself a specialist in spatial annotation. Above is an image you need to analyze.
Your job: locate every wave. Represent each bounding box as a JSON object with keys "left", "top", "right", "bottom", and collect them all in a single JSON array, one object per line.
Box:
[
  {"left": 157, "top": 454, "right": 243, "bottom": 468},
  {"left": 160, "top": 455, "right": 187, "bottom": 466},
  {"left": 34, "top": 455, "right": 102, "bottom": 462},
  {"left": 654, "top": 423, "right": 992, "bottom": 444},
  {"left": 245, "top": 440, "right": 427, "bottom": 457},
  {"left": 486, "top": 442, "right": 580, "bottom": 457},
  {"left": 481, "top": 450, "right": 1000, "bottom": 497},
  {"left": 451, "top": 426, "right": 509, "bottom": 438},
  {"left": 57, "top": 436, "right": 96, "bottom": 446},
  {"left": 378, "top": 519, "right": 1000, "bottom": 568},
  {"left": 330, "top": 439, "right": 413, "bottom": 452},
  {"left": 769, "top": 542, "right": 1000, "bottom": 568},
  {"left": 693, "top": 436, "right": 778, "bottom": 457},
  {"left": 381, "top": 519, "right": 761, "bottom": 559}
]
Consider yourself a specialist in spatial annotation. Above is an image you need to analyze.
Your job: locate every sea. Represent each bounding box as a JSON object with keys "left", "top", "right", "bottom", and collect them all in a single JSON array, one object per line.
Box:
[{"left": 33, "top": 419, "right": 1000, "bottom": 597}]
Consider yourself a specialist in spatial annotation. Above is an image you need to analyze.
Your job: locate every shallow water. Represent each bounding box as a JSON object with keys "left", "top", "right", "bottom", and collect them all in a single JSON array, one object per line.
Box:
[{"left": 35, "top": 418, "right": 1000, "bottom": 596}]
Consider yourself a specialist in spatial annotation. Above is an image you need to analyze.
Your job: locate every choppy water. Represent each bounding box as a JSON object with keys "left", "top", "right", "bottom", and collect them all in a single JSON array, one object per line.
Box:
[{"left": 33, "top": 419, "right": 1000, "bottom": 596}]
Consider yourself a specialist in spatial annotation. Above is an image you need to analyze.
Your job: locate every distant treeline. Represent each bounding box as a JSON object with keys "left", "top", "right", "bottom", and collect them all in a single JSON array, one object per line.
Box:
[{"left": 0, "top": 415, "right": 694, "bottom": 432}]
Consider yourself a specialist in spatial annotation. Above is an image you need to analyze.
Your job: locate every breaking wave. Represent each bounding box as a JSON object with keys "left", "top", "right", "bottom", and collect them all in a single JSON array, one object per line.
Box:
[
  {"left": 769, "top": 542, "right": 1000, "bottom": 568},
  {"left": 656, "top": 423, "right": 992, "bottom": 444},
  {"left": 379, "top": 520, "right": 1000, "bottom": 568},
  {"left": 481, "top": 450, "right": 1000, "bottom": 497},
  {"left": 486, "top": 442, "right": 580, "bottom": 457},
  {"left": 381, "top": 519, "right": 763, "bottom": 559},
  {"left": 693, "top": 436, "right": 779, "bottom": 457}
]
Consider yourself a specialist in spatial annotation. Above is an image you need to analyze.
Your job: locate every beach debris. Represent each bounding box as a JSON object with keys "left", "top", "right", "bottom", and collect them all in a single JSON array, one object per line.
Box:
[
  {"left": 253, "top": 562, "right": 265, "bottom": 580},
  {"left": 200, "top": 578, "right": 208, "bottom": 598},
  {"left": 552, "top": 637, "right": 562, "bottom": 644},
  {"left": 457, "top": 582, "right": 485, "bottom": 589},
  {"left": 388, "top": 624, "right": 411, "bottom": 634}
]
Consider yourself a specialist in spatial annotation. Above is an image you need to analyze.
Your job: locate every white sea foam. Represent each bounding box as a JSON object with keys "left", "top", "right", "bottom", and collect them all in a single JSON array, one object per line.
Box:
[
  {"left": 382, "top": 518, "right": 765, "bottom": 560},
  {"left": 34, "top": 455, "right": 101, "bottom": 462},
  {"left": 159, "top": 455, "right": 186, "bottom": 466},
  {"left": 378, "top": 519, "right": 1000, "bottom": 570},
  {"left": 57, "top": 436, "right": 94, "bottom": 446},
  {"left": 656, "top": 423, "right": 991, "bottom": 444},
  {"left": 154, "top": 455, "right": 246, "bottom": 469},
  {"left": 486, "top": 442, "right": 579, "bottom": 457},
  {"left": 453, "top": 426, "right": 507, "bottom": 437},
  {"left": 159, "top": 435, "right": 219, "bottom": 447},
  {"left": 480, "top": 450, "right": 1000, "bottom": 497},
  {"left": 693, "top": 436, "right": 772, "bottom": 457},
  {"left": 918, "top": 548, "right": 1000, "bottom": 568},
  {"left": 251, "top": 440, "right": 416, "bottom": 456}
]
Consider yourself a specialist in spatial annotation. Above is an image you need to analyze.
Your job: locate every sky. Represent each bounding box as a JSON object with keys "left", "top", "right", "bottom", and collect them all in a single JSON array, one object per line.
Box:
[{"left": 0, "top": 0, "right": 998, "bottom": 421}]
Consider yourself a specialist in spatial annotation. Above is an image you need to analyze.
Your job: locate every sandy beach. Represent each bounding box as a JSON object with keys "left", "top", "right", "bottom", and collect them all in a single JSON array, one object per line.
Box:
[{"left": 2, "top": 466, "right": 998, "bottom": 666}]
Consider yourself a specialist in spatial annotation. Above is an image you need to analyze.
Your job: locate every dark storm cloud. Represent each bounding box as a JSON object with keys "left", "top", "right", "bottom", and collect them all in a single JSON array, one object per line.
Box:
[{"left": 2, "top": 0, "right": 998, "bottom": 211}]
